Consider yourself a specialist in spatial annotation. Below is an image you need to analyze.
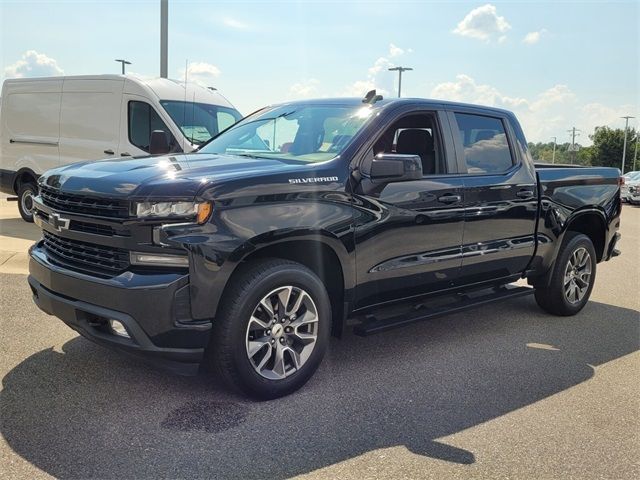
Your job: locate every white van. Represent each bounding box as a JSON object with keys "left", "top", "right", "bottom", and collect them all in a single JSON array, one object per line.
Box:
[{"left": 0, "top": 74, "right": 242, "bottom": 221}]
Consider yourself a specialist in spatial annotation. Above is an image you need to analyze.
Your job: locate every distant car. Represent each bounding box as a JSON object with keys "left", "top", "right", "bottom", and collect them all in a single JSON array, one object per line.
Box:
[
  {"left": 628, "top": 183, "right": 640, "bottom": 205},
  {"left": 621, "top": 171, "right": 640, "bottom": 202}
]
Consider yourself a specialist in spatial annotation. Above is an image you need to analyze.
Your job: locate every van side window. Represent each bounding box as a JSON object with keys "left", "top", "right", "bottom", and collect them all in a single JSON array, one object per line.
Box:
[
  {"left": 453, "top": 113, "right": 514, "bottom": 174},
  {"left": 217, "top": 110, "right": 237, "bottom": 132},
  {"left": 128, "top": 101, "right": 175, "bottom": 152}
]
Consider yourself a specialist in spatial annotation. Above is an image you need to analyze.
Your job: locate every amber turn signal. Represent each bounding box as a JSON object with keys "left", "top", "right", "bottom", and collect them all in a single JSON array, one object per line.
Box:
[{"left": 197, "top": 202, "right": 213, "bottom": 224}]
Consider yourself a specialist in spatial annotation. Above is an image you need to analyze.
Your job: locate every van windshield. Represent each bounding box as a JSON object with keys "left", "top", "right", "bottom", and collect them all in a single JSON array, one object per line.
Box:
[
  {"left": 160, "top": 101, "right": 242, "bottom": 145},
  {"left": 198, "top": 104, "right": 374, "bottom": 163}
]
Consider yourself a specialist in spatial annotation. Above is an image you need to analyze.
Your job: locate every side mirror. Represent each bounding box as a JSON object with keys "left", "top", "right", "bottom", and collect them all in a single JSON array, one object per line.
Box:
[
  {"left": 370, "top": 153, "right": 422, "bottom": 183},
  {"left": 149, "top": 130, "right": 170, "bottom": 155}
]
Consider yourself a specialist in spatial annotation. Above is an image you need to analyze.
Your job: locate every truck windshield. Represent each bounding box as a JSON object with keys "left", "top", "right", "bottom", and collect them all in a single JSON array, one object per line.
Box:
[
  {"left": 198, "top": 104, "right": 374, "bottom": 163},
  {"left": 160, "top": 100, "right": 242, "bottom": 145}
]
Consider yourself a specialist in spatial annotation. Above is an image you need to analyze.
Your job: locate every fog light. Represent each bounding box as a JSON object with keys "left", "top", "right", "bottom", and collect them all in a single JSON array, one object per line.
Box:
[
  {"left": 130, "top": 252, "right": 189, "bottom": 267},
  {"left": 109, "top": 319, "right": 130, "bottom": 338}
]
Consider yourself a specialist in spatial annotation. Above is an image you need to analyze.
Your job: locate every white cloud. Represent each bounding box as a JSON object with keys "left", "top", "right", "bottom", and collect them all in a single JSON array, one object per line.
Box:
[
  {"left": 223, "top": 17, "right": 248, "bottom": 29},
  {"left": 453, "top": 4, "right": 511, "bottom": 42},
  {"left": 341, "top": 43, "right": 411, "bottom": 97},
  {"left": 3, "top": 50, "right": 63, "bottom": 78},
  {"left": 177, "top": 62, "right": 221, "bottom": 86},
  {"left": 289, "top": 78, "right": 320, "bottom": 98},
  {"left": 430, "top": 74, "right": 630, "bottom": 144},
  {"left": 523, "top": 29, "right": 547, "bottom": 45}
]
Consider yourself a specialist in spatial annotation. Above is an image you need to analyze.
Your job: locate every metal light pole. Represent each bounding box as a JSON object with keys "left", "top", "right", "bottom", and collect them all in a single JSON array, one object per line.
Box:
[
  {"left": 388, "top": 66, "right": 413, "bottom": 98},
  {"left": 634, "top": 133, "right": 638, "bottom": 171},
  {"left": 550, "top": 136, "right": 557, "bottom": 164},
  {"left": 115, "top": 59, "right": 131, "bottom": 74},
  {"left": 621, "top": 116, "right": 635, "bottom": 174},
  {"left": 160, "top": 0, "right": 168, "bottom": 78}
]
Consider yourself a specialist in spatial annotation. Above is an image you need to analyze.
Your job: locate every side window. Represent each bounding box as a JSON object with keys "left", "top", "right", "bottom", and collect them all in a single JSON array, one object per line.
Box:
[
  {"left": 454, "top": 113, "right": 514, "bottom": 174},
  {"left": 128, "top": 101, "right": 175, "bottom": 152},
  {"left": 373, "top": 113, "right": 443, "bottom": 176},
  {"left": 217, "top": 110, "right": 237, "bottom": 132}
]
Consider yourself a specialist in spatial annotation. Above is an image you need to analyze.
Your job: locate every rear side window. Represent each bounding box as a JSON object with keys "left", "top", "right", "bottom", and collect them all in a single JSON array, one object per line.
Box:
[
  {"left": 128, "top": 101, "right": 174, "bottom": 152},
  {"left": 454, "top": 113, "right": 514, "bottom": 174}
]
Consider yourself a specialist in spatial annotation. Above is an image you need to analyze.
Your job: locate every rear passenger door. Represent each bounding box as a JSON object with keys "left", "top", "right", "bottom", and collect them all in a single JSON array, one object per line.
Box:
[{"left": 448, "top": 110, "right": 538, "bottom": 286}]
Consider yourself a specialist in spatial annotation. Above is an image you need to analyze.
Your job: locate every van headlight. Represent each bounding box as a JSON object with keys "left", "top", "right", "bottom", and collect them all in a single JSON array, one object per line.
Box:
[{"left": 133, "top": 201, "right": 212, "bottom": 224}]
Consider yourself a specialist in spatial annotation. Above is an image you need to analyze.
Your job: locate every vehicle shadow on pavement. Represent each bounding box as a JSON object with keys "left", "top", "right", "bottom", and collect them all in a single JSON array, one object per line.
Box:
[
  {"left": 0, "top": 217, "right": 41, "bottom": 242},
  {"left": 1, "top": 297, "right": 638, "bottom": 479}
]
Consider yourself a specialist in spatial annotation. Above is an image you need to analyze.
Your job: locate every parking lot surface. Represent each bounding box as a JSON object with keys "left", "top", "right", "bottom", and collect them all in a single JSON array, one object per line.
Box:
[{"left": 1, "top": 199, "right": 638, "bottom": 480}]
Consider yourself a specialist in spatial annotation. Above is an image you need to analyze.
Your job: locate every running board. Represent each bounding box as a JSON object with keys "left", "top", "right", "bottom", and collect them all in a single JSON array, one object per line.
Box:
[{"left": 353, "top": 285, "right": 534, "bottom": 337}]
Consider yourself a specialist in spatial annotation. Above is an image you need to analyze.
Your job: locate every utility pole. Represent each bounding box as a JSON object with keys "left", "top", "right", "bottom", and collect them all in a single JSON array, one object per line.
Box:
[
  {"left": 388, "top": 66, "right": 413, "bottom": 98},
  {"left": 160, "top": 0, "right": 168, "bottom": 78},
  {"left": 550, "top": 136, "right": 557, "bottom": 164},
  {"left": 567, "top": 127, "right": 581, "bottom": 164},
  {"left": 115, "top": 59, "right": 131, "bottom": 74},
  {"left": 621, "top": 116, "right": 635, "bottom": 174}
]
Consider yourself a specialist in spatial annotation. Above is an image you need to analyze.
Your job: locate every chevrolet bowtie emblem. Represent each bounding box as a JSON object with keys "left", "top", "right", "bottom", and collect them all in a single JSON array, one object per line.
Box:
[{"left": 49, "top": 212, "right": 70, "bottom": 232}]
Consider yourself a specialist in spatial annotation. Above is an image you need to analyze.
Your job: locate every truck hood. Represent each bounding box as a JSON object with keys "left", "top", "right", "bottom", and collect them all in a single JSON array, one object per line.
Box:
[{"left": 39, "top": 153, "right": 308, "bottom": 199}]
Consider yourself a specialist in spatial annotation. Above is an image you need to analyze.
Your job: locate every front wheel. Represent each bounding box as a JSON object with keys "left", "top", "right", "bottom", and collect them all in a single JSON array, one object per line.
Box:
[
  {"left": 534, "top": 232, "right": 597, "bottom": 316},
  {"left": 207, "top": 259, "right": 331, "bottom": 400},
  {"left": 17, "top": 182, "right": 37, "bottom": 223}
]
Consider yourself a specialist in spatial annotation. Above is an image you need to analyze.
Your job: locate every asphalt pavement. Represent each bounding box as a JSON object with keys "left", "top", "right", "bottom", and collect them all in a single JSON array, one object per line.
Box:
[{"left": 0, "top": 199, "right": 638, "bottom": 480}]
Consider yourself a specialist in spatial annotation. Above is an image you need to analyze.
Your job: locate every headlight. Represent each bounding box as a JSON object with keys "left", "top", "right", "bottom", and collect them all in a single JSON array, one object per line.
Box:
[{"left": 134, "top": 201, "right": 212, "bottom": 224}]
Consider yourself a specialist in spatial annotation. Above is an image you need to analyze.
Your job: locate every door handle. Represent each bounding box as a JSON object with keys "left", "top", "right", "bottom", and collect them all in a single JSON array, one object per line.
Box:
[
  {"left": 438, "top": 194, "right": 462, "bottom": 204},
  {"left": 120, "top": 152, "right": 131, "bottom": 157},
  {"left": 516, "top": 189, "right": 535, "bottom": 199},
  {"left": 104, "top": 149, "right": 114, "bottom": 155}
]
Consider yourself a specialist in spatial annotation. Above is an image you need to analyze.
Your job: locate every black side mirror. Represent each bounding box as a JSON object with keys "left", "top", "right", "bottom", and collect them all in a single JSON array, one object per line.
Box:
[
  {"left": 149, "top": 130, "right": 170, "bottom": 155},
  {"left": 370, "top": 153, "right": 423, "bottom": 183}
]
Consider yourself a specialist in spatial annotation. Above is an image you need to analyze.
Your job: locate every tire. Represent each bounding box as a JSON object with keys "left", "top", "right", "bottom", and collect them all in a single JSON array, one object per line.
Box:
[
  {"left": 17, "top": 182, "right": 37, "bottom": 223},
  {"left": 534, "top": 232, "right": 597, "bottom": 316},
  {"left": 207, "top": 258, "right": 331, "bottom": 400}
]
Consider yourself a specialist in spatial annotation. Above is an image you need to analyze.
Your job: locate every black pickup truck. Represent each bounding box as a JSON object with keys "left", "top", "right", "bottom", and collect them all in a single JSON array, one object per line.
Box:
[{"left": 28, "top": 95, "right": 622, "bottom": 399}]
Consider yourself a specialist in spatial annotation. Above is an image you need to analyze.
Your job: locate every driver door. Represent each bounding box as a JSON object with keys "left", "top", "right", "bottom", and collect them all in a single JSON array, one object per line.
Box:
[{"left": 353, "top": 108, "right": 465, "bottom": 309}]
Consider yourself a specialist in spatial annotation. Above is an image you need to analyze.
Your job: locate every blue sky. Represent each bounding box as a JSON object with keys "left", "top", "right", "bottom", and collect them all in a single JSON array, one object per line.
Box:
[{"left": 1, "top": 0, "right": 638, "bottom": 143}]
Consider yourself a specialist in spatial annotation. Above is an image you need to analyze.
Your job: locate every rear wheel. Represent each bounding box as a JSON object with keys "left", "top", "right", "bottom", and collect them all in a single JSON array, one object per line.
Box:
[
  {"left": 17, "top": 182, "right": 37, "bottom": 223},
  {"left": 534, "top": 232, "right": 596, "bottom": 316},
  {"left": 208, "top": 259, "right": 331, "bottom": 400}
]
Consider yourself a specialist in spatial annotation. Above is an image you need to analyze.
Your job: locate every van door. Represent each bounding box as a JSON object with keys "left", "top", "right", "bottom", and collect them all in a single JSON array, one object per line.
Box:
[
  {"left": 58, "top": 78, "right": 124, "bottom": 165},
  {"left": 118, "top": 95, "right": 182, "bottom": 157},
  {"left": 1, "top": 79, "right": 62, "bottom": 174}
]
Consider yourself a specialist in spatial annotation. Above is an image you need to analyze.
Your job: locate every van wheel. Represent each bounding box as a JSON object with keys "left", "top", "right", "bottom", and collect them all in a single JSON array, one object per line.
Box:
[
  {"left": 207, "top": 259, "right": 331, "bottom": 400},
  {"left": 534, "top": 232, "right": 596, "bottom": 316},
  {"left": 17, "top": 182, "right": 37, "bottom": 222}
]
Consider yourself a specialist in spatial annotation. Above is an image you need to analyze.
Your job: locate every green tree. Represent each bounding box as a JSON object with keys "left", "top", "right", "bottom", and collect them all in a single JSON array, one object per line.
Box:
[{"left": 588, "top": 126, "right": 638, "bottom": 173}]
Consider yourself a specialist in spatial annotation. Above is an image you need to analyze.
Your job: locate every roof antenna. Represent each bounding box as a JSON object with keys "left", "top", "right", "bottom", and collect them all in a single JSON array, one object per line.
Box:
[
  {"left": 362, "top": 89, "right": 383, "bottom": 104},
  {"left": 182, "top": 59, "right": 188, "bottom": 154}
]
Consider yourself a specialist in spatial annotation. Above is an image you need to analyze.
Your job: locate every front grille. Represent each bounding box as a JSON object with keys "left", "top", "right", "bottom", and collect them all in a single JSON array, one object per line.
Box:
[
  {"left": 40, "top": 186, "right": 130, "bottom": 219},
  {"left": 42, "top": 231, "right": 130, "bottom": 275}
]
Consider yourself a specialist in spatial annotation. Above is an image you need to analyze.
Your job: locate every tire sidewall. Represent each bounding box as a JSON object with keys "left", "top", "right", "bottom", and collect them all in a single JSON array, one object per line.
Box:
[
  {"left": 555, "top": 234, "right": 597, "bottom": 314},
  {"left": 18, "top": 183, "right": 37, "bottom": 222},
  {"left": 224, "top": 265, "right": 331, "bottom": 398}
]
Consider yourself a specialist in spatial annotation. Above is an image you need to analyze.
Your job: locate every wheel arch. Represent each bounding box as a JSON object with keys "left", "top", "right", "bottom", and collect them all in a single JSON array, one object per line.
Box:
[
  {"left": 220, "top": 233, "right": 354, "bottom": 337},
  {"left": 13, "top": 167, "right": 38, "bottom": 193},
  {"left": 563, "top": 209, "right": 607, "bottom": 262}
]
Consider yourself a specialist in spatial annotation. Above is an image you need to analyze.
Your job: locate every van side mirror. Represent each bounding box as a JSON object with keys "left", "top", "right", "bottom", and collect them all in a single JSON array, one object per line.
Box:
[
  {"left": 149, "top": 130, "right": 170, "bottom": 155},
  {"left": 370, "top": 153, "right": 423, "bottom": 183}
]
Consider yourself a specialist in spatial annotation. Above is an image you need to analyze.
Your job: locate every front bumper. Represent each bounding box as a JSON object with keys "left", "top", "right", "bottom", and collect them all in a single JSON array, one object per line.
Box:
[{"left": 28, "top": 244, "right": 212, "bottom": 375}]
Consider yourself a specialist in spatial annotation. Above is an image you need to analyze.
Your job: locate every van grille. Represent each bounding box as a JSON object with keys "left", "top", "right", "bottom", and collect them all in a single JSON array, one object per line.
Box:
[
  {"left": 42, "top": 231, "right": 130, "bottom": 275},
  {"left": 40, "top": 186, "right": 130, "bottom": 219}
]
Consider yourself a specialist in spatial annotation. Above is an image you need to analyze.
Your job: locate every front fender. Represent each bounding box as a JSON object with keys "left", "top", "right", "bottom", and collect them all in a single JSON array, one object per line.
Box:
[{"left": 161, "top": 195, "right": 356, "bottom": 320}]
